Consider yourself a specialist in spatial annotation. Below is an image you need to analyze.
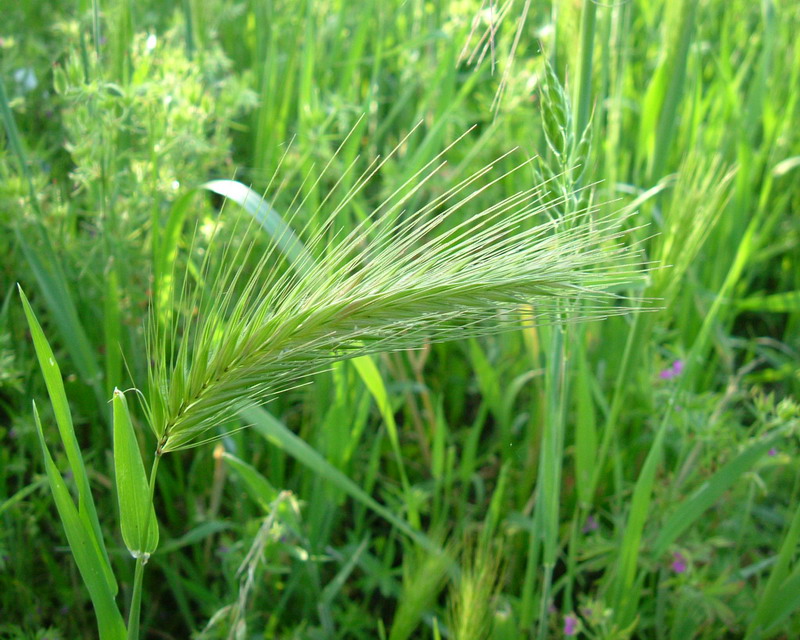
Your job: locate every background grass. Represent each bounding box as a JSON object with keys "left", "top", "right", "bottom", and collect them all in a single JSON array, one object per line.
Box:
[{"left": 1, "top": 0, "right": 799, "bottom": 638}]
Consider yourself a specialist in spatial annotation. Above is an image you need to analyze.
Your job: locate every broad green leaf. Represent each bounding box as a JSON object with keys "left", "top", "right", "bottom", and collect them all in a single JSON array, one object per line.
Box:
[
  {"left": 20, "top": 286, "right": 89, "bottom": 481},
  {"left": 33, "top": 403, "right": 127, "bottom": 640},
  {"left": 19, "top": 285, "right": 117, "bottom": 595},
  {"left": 113, "top": 389, "right": 159, "bottom": 558}
]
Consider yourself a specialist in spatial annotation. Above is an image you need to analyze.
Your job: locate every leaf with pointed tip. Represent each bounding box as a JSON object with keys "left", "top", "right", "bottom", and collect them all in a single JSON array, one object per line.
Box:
[
  {"left": 33, "top": 403, "right": 126, "bottom": 640},
  {"left": 113, "top": 389, "right": 159, "bottom": 558},
  {"left": 19, "top": 285, "right": 117, "bottom": 595}
]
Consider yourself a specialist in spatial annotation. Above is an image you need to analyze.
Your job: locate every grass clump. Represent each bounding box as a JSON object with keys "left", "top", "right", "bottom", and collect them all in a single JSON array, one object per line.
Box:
[{"left": 2, "top": 1, "right": 799, "bottom": 638}]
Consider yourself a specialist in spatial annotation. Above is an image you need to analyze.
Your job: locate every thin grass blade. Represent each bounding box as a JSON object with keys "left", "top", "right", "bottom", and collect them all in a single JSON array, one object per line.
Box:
[
  {"left": 17, "top": 234, "right": 103, "bottom": 401},
  {"left": 651, "top": 430, "right": 784, "bottom": 559},
  {"left": 104, "top": 264, "right": 123, "bottom": 398},
  {"left": 746, "top": 498, "right": 800, "bottom": 637},
  {"left": 19, "top": 285, "right": 117, "bottom": 595},
  {"left": 32, "top": 403, "right": 126, "bottom": 640},
  {"left": 241, "top": 405, "right": 439, "bottom": 555},
  {"left": 222, "top": 451, "right": 279, "bottom": 510},
  {"left": 759, "top": 565, "right": 800, "bottom": 636},
  {"left": 203, "top": 179, "right": 314, "bottom": 272},
  {"left": 352, "top": 355, "right": 418, "bottom": 528}
]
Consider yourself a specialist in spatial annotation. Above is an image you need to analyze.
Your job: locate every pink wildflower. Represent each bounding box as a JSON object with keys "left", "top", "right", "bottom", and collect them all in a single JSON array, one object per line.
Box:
[
  {"left": 659, "top": 359, "right": 685, "bottom": 380},
  {"left": 564, "top": 613, "right": 579, "bottom": 636},
  {"left": 671, "top": 552, "right": 688, "bottom": 574}
]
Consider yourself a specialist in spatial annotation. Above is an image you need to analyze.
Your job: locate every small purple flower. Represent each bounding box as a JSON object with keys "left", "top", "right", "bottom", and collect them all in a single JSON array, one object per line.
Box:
[
  {"left": 564, "top": 613, "right": 579, "bottom": 636},
  {"left": 768, "top": 448, "right": 778, "bottom": 457},
  {"left": 659, "top": 359, "right": 685, "bottom": 380},
  {"left": 671, "top": 551, "right": 688, "bottom": 574},
  {"left": 582, "top": 515, "right": 598, "bottom": 534}
]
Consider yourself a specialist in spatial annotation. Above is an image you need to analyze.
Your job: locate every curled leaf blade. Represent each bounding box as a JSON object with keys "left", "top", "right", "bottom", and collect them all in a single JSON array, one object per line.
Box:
[{"left": 113, "top": 389, "right": 159, "bottom": 558}]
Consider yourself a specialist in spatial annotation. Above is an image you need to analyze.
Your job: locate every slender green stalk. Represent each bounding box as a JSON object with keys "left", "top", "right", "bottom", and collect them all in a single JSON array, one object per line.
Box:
[
  {"left": 587, "top": 310, "right": 649, "bottom": 498},
  {"left": 126, "top": 559, "right": 146, "bottom": 640},
  {"left": 126, "top": 452, "right": 161, "bottom": 640},
  {"left": 647, "top": 0, "right": 696, "bottom": 181},
  {"left": 573, "top": 0, "right": 598, "bottom": 139},
  {"left": 535, "top": 324, "right": 567, "bottom": 640},
  {"left": 92, "top": 0, "right": 102, "bottom": 60}
]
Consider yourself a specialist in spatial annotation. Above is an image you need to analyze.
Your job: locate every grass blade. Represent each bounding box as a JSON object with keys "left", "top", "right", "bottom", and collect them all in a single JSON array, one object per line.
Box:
[
  {"left": 747, "top": 497, "right": 800, "bottom": 637},
  {"left": 608, "top": 420, "right": 667, "bottom": 626},
  {"left": 32, "top": 403, "right": 127, "bottom": 640},
  {"left": 104, "top": 265, "right": 123, "bottom": 398},
  {"left": 352, "top": 355, "right": 418, "bottom": 528},
  {"left": 759, "top": 565, "right": 800, "bottom": 635},
  {"left": 222, "top": 451, "right": 279, "bottom": 510},
  {"left": 17, "top": 233, "right": 103, "bottom": 401},
  {"left": 241, "top": 405, "right": 439, "bottom": 555},
  {"left": 202, "top": 179, "right": 314, "bottom": 272},
  {"left": 19, "top": 285, "right": 117, "bottom": 595},
  {"left": 651, "top": 430, "right": 783, "bottom": 559},
  {"left": 152, "top": 180, "right": 314, "bottom": 324}
]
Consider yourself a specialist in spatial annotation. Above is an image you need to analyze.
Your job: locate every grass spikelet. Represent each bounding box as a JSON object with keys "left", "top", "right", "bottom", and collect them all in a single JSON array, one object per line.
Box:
[
  {"left": 446, "top": 537, "right": 505, "bottom": 640},
  {"left": 145, "top": 135, "right": 645, "bottom": 453}
]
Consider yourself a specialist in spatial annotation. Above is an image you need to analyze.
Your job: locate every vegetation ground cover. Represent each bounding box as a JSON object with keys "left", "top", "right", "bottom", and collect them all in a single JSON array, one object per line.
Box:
[{"left": 1, "top": 1, "right": 799, "bottom": 638}]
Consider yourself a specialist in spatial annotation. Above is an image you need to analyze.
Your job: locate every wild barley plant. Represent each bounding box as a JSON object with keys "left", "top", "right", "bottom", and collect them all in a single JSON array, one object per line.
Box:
[{"left": 23, "top": 129, "right": 644, "bottom": 638}]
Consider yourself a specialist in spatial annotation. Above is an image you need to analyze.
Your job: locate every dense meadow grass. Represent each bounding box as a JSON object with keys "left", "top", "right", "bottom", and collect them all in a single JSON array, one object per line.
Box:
[{"left": 1, "top": 1, "right": 799, "bottom": 638}]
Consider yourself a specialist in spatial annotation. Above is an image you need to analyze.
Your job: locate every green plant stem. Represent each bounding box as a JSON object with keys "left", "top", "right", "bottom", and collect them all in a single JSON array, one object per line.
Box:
[
  {"left": 127, "top": 452, "right": 161, "bottom": 640},
  {"left": 588, "top": 310, "right": 650, "bottom": 499},
  {"left": 574, "top": 0, "right": 597, "bottom": 139},
  {"left": 534, "top": 322, "right": 568, "bottom": 638},
  {"left": 127, "top": 558, "right": 146, "bottom": 640}
]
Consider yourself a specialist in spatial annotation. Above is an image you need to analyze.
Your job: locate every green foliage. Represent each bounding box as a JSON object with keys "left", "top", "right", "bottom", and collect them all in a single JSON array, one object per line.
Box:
[
  {"left": 112, "top": 389, "right": 159, "bottom": 560},
  {"left": 2, "top": 1, "right": 799, "bottom": 639}
]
